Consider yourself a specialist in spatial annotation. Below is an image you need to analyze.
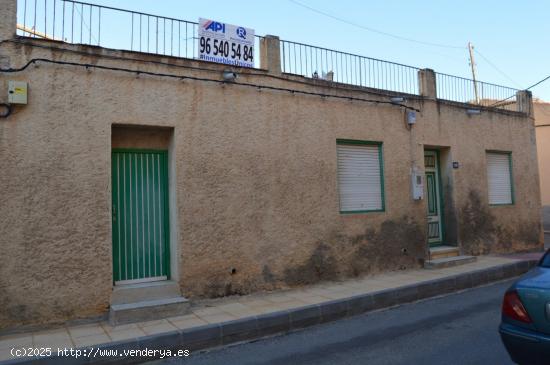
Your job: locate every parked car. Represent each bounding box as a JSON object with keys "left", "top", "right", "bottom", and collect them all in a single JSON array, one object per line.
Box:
[{"left": 500, "top": 249, "right": 550, "bottom": 365}]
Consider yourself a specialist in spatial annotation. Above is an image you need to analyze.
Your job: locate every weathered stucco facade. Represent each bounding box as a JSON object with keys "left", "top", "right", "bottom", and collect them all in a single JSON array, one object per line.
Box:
[
  {"left": 535, "top": 102, "right": 550, "bottom": 205},
  {"left": 0, "top": 0, "right": 543, "bottom": 331},
  {"left": 534, "top": 101, "right": 550, "bottom": 234}
]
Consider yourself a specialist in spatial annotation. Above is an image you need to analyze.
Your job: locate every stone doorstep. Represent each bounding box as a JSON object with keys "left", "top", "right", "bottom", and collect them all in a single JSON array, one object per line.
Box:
[
  {"left": 111, "top": 280, "right": 182, "bottom": 305},
  {"left": 429, "top": 245, "right": 460, "bottom": 260},
  {"left": 0, "top": 258, "right": 538, "bottom": 365},
  {"left": 424, "top": 255, "right": 477, "bottom": 269},
  {"left": 109, "top": 280, "right": 190, "bottom": 326},
  {"left": 109, "top": 297, "right": 191, "bottom": 326}
]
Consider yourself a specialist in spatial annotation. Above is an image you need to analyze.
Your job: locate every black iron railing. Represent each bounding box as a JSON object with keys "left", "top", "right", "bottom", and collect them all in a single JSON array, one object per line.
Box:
[
  {"left": 280, "top": 39, "right": 420, "bottom": 95},
  {"left": 436, "top": 72, "right": 518, "bottom": 110},
  {"left": 17, "top": 0, "right": 262, "bottom": 65},
  {"left": 16, "top": 0, "right": 521, "bottom": 111}
]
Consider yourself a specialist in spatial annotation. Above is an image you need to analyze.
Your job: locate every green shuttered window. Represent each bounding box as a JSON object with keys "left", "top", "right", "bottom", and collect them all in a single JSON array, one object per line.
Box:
[
  {"left": 486, "top": 152, "right": 514, "bottom": 205},
  {"left": 337, "top": 140, "right": 385, "bottom": 213}
]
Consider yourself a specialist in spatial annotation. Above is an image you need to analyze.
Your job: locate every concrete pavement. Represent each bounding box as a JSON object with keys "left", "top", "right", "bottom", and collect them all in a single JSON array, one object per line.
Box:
[
  {"left": 0, "top": 254, "right": 541, "bottom": 364},
  {"left": 156, "top": 279, "right": 516, "bottom": 365}
]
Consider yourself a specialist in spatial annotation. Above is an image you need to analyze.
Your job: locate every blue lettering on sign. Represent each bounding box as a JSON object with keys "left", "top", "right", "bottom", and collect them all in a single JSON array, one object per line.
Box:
[
  {"left": 204, "top": 21, "right": 225, "bottom": 33},
  {"left": 236, "top": 27, "right": 247, "bottom": 39}
]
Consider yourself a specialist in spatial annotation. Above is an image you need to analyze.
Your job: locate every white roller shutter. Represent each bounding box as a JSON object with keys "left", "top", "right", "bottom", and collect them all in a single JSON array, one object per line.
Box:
[
  {"left": 486, "top": 152, "right": 513, "bottom": 205},
  {"left": 337, "top": 143, "right": 383, "bottom": 212}
]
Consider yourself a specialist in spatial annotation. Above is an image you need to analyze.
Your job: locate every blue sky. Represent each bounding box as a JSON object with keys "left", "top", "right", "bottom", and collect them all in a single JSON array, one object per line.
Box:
[{"left": 26, "top": 0, "right": 550, "bottom": 100}]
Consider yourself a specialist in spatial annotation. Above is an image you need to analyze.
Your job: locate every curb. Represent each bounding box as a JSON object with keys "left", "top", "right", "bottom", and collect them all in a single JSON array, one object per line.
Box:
[{"left": 1, "top": 259, "right": 538, "bottom": 365}]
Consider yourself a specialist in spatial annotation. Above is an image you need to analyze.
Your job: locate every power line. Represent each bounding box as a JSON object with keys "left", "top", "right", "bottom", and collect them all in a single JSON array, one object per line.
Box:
[
  {"left": 0, "top": 58, "right": 421, "bottom": 113},
  {"left": 527, "top": 74, "right": 550, "bottom": 90},
  {"left": 488, "top": 74, "right": 550, "bottom": 107},
  {"left": 288, "top": 0, "right": 465, "bottom": 50},
  {"left": 0, "top": 103, "right": 11, "bottom": 118},
  {"left": 473, "top": 48, "right": 522, "bottom": 89},
  {"left": 3, "top": 38, "right": 424, "bottom": 101},
  {"left": 74, "top": 4, "right": 98, "bottom": 44}
]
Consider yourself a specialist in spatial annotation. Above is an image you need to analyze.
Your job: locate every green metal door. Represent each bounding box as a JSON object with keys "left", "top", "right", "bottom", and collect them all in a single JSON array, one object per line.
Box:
[
  {"left": 424, "top": 150, "right": 444, "bottom": 245},
  {"left": 111, "top": 149, "right": 170, "bottom": 284}
]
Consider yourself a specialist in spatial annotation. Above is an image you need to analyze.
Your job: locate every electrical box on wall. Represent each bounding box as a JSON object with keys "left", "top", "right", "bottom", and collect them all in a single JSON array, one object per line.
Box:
[
  {"left": 407, "top": 111, "right": 416, "bottom": 125},
  {"left": 8, "top": 81, "right": 28, "bottom": 104},
  {"left": 411, "top": 167, "right": 424, "bottom": 200}
]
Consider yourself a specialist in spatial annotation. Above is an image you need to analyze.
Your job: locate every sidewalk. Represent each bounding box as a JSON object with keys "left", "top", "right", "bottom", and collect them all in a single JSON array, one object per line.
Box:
[{"left": 0, "top": 253, "right": 543, "bottom": 364}]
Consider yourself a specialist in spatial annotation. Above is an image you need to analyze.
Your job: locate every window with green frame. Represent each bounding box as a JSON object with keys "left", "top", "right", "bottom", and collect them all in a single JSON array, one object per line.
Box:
[
  {"left": 486, "top": 151, "right": 514, "bottom": 205},
  {"left": 336, "top": 139, "right": 385, "bottom": 213}
]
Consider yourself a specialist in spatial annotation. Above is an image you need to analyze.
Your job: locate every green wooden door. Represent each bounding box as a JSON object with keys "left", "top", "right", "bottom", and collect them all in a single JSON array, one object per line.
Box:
[
  {"left": 424, "top": 151, "right": 444, "bottom": 245},
  {"left": 111, "top": 149, "right": 170, "bottom": 284}
]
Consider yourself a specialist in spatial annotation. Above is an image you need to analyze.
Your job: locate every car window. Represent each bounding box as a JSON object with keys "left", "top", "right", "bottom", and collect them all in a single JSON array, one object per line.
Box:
[{"left": 540, "top": 250, "right": 550, "bottom": 268}]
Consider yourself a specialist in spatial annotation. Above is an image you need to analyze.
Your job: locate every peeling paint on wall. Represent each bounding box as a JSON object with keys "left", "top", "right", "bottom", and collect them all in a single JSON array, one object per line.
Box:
[
  {"left": 281, "top": 216, "right": 425, "bottom": 287},
  {"left": 459, "top": 190, "right": 541, "bottom": 255}
]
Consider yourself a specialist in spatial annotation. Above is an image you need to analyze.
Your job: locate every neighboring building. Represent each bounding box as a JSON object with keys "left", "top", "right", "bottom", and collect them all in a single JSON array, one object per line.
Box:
[
  {"left": 0, "top": 0, "right": 543, "bottom": 331},
  {"left": 534, "top": 100, "right": 550, "bottom": 231}
]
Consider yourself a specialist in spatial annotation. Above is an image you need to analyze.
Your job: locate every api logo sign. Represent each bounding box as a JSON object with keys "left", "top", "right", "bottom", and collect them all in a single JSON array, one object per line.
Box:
[{"left": 203, "top": 20, "right": 226, "bottom": 33}]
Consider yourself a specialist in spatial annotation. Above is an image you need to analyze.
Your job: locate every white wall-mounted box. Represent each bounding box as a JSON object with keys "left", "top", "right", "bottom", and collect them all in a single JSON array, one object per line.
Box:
[
  {"left": 411, "top": 167, "right": 424, "bottom": 200},
  {"left": 8, "top": 81, "right": 28, "bottom": 104}
]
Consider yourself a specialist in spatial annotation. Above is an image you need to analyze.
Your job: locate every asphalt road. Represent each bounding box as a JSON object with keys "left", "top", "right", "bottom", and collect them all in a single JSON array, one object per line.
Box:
[{"left": 149, "top": 279, "right": 516, "bottom": 365}]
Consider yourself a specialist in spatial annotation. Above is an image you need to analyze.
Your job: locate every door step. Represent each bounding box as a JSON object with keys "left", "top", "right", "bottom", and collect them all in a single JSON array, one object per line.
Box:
[
  {"left": 112, "top": 280, "right": 181, "bottom": 305},
  {"left": 424, "top": 255, "right": 477, "bottom": 269},
  {"left": 429, "top": 245, "right": 460, "bottom": 260},
  {"left": 110, "top": 280, "right": 190, "bottom": 325},
  {"left": 110, "top": 297, "right": 190, "bottom": 326}
]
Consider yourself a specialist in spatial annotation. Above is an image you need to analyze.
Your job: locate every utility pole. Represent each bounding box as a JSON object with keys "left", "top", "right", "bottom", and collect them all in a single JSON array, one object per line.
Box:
[{"left": 468, "top": 42, "right": 480, "bottom": 104}]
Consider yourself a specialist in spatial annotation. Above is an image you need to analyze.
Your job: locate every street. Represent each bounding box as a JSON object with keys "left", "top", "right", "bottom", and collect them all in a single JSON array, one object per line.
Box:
[{"left": 150, "top": 279, "right": 516, "bottom": 365}]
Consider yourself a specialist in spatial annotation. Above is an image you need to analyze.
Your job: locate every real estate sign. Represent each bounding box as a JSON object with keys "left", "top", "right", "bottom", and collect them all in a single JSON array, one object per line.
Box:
[{"left": 198, "top": 18, "right": 255, "bottom": 68}]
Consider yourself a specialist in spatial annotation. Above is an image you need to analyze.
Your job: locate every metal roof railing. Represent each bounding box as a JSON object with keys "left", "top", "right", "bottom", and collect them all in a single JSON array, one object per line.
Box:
[
  {"left": 280, "top": 39, "right": 420, "bottom": 95},
  {"left": 16, "top": 0, "right": 521, "bottom": 111},
  {"left": 16, "top": 0, "right": 263, "bottom": 66},
  {"left": 436, "top": 72, "right": 518, "bottom": 111}
]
